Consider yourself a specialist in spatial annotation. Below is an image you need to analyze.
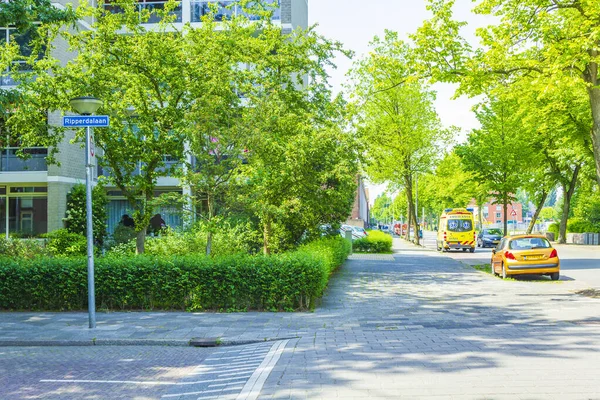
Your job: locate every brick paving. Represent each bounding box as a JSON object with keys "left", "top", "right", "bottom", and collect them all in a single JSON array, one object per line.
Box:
[{"left": 1, "top": 238, "right": 600, "bottom": 399}]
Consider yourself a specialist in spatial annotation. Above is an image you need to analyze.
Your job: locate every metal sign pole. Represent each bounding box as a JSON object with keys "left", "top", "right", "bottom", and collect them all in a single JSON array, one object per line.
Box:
[{"left": 86, "top": 125, "right": 96, "bottom": 329}]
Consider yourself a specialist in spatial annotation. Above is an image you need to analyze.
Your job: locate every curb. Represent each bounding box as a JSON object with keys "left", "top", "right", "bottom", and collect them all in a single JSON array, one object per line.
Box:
[{"left": 0, "top": 336, "right": 300, "bottom": 348}]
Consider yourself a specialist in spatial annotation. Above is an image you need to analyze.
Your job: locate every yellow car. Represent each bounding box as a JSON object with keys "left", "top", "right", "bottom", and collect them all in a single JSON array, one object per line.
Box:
[{"left": 491, "top": 235, "right": 560, "bottom": 280}]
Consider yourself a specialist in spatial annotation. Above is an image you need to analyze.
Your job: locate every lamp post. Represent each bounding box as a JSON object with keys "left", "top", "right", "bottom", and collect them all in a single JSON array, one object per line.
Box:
[{"left": 70, "top": 96, "right": 103, "bottom": 329}]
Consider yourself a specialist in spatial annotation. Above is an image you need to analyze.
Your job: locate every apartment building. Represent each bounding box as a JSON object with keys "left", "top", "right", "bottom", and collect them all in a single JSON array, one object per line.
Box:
[{"left": 0, "top": 0, "right": 308, "bottom": 238}]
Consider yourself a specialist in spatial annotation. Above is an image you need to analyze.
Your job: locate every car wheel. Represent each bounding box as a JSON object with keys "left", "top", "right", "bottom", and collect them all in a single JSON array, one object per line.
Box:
[
  {"left": 469, "top": 247, "right": 475, "bottom": 253},
  {"left": 477, "top": 239, "right": 481, "bottom": 248},
  {"left": 462, "top": 248, "right": 467, "bottom": 252},
  {"left": 550, "top": 272, "right": 560, "bottom": 281},
  {"left": 501, "top": 263, "right": 507, "bottom": 280}
]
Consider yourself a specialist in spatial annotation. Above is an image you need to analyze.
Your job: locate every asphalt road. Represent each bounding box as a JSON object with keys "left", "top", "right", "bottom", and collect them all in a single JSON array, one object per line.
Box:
[{"left": 420, "top": 230, "right": 600, "bottom": 288}]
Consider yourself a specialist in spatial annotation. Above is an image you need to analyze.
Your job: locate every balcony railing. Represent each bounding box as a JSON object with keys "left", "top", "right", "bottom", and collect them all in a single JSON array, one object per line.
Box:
[
  {"left": 1, "top": 62, "right": 34, "bottom": 87},
  {"left": 191, "top": 1, "right": 280, "bottom": 23},
  {"left": 98, "top": 157, "right": 181, "bottom": 178},
  {"left": 101, "top": 1, "right": 280, "bottom": 24},
  {"left": 104, "top": 1, "right": 183, "bottom": 24},
  {"left": 0, "top": 148, "right": 47, "bottom": 172}
]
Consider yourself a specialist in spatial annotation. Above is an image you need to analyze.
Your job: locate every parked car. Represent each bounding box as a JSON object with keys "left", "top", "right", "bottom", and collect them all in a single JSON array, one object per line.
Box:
[
  {"left": 477, "top": 228, "right": 503, "bottom": 248},
  {"left": 351, "top": 226, "right": 368, "bottom": 238},
  {"left": 491, "top": 235, "right": 560, "bottom": 280},
  {"left": 340, "top": 225, "right": 363, "bottom": 240}
]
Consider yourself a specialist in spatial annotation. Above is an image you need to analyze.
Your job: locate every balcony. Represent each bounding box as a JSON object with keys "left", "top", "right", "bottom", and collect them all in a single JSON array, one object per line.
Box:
[
  {"left": 102, "top": 0, "right": 280, "bottom": 24},
  {"left": 0, "top": 148, "right": 47, "bottom": 172},
  {"left": 104, "top": 1, "right": 183, "bottom": 23}
]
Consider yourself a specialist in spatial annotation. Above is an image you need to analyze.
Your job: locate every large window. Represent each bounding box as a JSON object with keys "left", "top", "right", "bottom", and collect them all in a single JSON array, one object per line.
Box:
[
  {"left": 0, "top": 186, "right": 48, "bottom": 238},
  {"left": 0, "top": 114, "right": 48, "bottom": 171},
  {"left": 190, "top": 0, "right": 280, "bottom": 23},
  {"left": 1, "top": 28, "right": 44, "bottom": 86}
]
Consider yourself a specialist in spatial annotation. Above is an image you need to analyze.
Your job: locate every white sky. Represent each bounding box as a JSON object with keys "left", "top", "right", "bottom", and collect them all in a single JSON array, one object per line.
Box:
[{"left": 308, "top": 0, "right": 493, "bottom": 204}]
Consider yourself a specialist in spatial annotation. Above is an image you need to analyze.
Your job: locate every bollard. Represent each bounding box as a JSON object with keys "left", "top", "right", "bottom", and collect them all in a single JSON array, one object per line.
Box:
[{"left": 345, "top": 230, "right": 353, "bottom": 255}]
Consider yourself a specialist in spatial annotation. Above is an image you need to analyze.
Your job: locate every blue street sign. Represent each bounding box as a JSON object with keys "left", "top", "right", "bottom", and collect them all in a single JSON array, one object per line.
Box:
[{"left": 63, "top": 115, "right": 110, "bottom": 127}]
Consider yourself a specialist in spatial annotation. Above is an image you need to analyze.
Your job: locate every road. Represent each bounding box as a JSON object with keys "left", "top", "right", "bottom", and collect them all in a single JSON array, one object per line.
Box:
[
  {"left": 420, "top": 230, "right": 600, "bottom": 288},
  {"left": 2, "top": 238, "right": 600, "bottom": 399}
]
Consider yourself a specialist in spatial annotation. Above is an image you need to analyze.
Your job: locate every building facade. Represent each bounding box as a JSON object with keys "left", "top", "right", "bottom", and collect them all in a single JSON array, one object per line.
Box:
[
  {"left": 0, "top": 0, "right": 308, "bottom": 238},
  {"left": 346, "top": 177, "right": 370, "bottom": 229},
  {"left": 469, "top": 200, "right": 524, "bottom": 227}
]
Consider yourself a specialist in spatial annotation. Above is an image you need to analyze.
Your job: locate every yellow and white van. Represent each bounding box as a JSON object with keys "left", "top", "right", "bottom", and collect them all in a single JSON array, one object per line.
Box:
[{"left": 437, "top": 208, "right": 476, "bottom": 253}]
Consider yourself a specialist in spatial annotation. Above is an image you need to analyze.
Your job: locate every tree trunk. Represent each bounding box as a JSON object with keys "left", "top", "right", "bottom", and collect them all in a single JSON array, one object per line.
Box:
[
  {"left": 404, "top": 196, "right": 412, "bottom": 241},
  {"left": 263, "top": 217, "right": 272, "bottom": 255},
  {"left": 502, "top": 195, "right": 508, "bottom": 237},
  {"left": 477, "top": 201, "right": 483, "bottom": 232},
  {"left": 558, "top": 165, "right": 581, "bottom": 244},
  {"left": 526, "top": 190, "right": 548, "bottom": 234},
  {"left": 135, "top": 226, "right": 146, "bottom": 255},
  {"left": 586, "top": 72, "right": 600, "bottom": 186},
  {"left": 404, "top": 174, "right": 419, "bottom": 245},
  {"left": 205, "top": 192, "right": 214, "bottom": 256}
]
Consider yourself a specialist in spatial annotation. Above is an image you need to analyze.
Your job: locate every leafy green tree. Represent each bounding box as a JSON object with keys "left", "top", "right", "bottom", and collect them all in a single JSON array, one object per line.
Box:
[
  {"left": 349, "top": 31, "right": 449, "bottom": 244},
  {"left": 371, "top": 195, "right": 393, "bottom": 223},
  {"left": 234, "top": 24, "right": 356, "bottom": 254},
  {"left": 456, "top": 97, "right": 535, "bottom": 236},
  {"left": 412, "top": 0, "right": 600, "bottom": 186},
  {"left": 63, "top": 183, "right": 108, "bottom": 246},
  {"left": 8, "top": 1, "right": 262, "bottom": 253},
  {"left": 539, "top": 207, "right": 556, "bottom": 222}
]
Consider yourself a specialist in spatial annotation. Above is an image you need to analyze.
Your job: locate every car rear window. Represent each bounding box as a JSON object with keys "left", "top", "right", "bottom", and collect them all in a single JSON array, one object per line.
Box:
[
  {"left": 447, "top": 219, "right": 472, "bottom": 232},
  {"left": 509, "top": 238, "right": 551, "bottom": 250}
]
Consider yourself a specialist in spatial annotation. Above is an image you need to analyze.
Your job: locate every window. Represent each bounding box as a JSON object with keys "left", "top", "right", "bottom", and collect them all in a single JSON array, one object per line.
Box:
[
  {"left": 496, "top": 205, "right": 502, "bottom": 211},
  {"left": 0, "top": 114, "right": 48, "bottom": 171},
  {"left": 447, "top": 219, "right": 472, "bottom": 232},
  {"left": 495, "top": 212, "right": 501, "bottom": 218},
  {"left": 0, "top": 185, "right": 47, "bottom": 238},
  {"left": 1, "top": 28, "right": 45, "bottom": 86}
]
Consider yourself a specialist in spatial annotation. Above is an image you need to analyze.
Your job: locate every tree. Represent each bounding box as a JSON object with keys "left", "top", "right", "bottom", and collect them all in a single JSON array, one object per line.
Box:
[
  {"left": 63, "top": 183, "right": 108, "bottom": 246},
  {"left": 7, "top": 1, "right": 259, "bottom": 253},
  {"left": 412, "top": 0, "right": 600, "bottom": 186},
  {"left": 232, "top": 22, "right": 357, "bottom": 254},
  {"left": 456, "top": 97, "right": 535, "bottom": 236},
  {"left": 349, "top": 31, "right": 449, "bottom": 245}
]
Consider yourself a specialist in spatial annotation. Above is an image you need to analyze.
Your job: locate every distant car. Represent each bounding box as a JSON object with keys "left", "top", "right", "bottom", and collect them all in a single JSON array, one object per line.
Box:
[
  {"left": 491, "top": 235, "right": 560, "bottom": 280},
  {"left": 351, "top": 226, "right": 368, "bottom": 238},
  {"left": 340, "top": 225, "right": 362, "bottom": 240},
  {"left": 477, "top": 228, "right": 503, "bottom": 248}
]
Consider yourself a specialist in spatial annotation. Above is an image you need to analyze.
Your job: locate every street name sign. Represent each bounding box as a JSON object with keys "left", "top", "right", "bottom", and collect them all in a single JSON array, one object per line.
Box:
[{"left": 63, "top": 115, "right": 110, "bottom": 127}]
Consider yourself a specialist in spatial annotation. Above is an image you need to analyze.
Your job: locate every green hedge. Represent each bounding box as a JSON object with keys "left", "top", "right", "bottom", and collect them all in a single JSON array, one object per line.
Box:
[
  {"left": 0, "top": 237, "right": 350, "bottom": 312},
  {"left": 353, "top": 230, "right": 393, "bottom": 253}
]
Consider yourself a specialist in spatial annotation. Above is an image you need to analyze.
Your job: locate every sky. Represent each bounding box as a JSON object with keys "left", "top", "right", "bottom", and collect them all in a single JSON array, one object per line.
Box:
[{"left": 307, "top": 0, "right": 492, "bottom": 204}]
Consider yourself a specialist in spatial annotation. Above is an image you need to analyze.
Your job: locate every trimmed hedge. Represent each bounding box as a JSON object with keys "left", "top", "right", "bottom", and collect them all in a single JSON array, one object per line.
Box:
[
  {"left": 353, "top": 230, "right": 393, "bottom": 253},
  {"left": 0, "top": 237, "right": 350, "bottom": 312}
]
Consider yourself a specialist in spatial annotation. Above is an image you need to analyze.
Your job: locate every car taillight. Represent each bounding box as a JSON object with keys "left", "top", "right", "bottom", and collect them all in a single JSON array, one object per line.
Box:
[
  {"left": 549, "top": 249, "right": 558, "bottom": 258},
  {"left": 443, "top": 232, "right": 447, "bottom": 240},
  {"left": 505, "top": 252, "right": 516, "bottom": 260}
]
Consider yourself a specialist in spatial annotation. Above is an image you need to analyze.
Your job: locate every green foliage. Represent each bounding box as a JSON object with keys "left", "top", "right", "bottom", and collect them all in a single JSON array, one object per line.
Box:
[
  {"left": 353, "top": 231, "right": 393, "bottom": 253},
  {"left": 539, "top": 207, "right": 556, "bottom": 222},
  {"left": 107, "top": 221, "right": 263, "bottom": 257},
  {"left": 567, "top": 218, "right": 600, "bottom": 234},
  {"left": 0, "top": 237, "right": 350, "bottom": 311},
  {"left": 63, "top": 184, "right": 108, "bottom": 245},
  {"left": 548, "top": 223, "right": 559, "bottom": 236},
  {"left": 43, "top": 229, "right": 87, "bottom": 257},
  {"left": 0, "top": 238, "right": 48, "bottom": 259}
]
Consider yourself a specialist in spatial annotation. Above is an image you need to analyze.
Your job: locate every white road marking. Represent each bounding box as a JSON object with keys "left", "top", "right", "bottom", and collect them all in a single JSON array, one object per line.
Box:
[
  {"left": 39, "top": 376, "right": 249, "bottom": 386},
  {"left": 161, "top": 386, "right": 243, "bottom": 398},
  {"left": 235, "top": 339, "right": 288, "bottom": 400}
]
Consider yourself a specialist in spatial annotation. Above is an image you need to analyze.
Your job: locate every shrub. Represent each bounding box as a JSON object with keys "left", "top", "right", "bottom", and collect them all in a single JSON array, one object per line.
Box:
[
  {"left": 547, "top": 222, "right": 559, "bottom": 236},
  {"left": 63, "top": 183, "right": 108, "bottom": 246},
  {"left": 567, "top": 218, "right": 600, "bottom": 233},
  {"left": 0, "top": 237, "right": 48, "bottom": 259},
  {"left": 0, "top": 237, "right": 350, "bottom": 312},
  {"left": 353, "top": 230, "right": 392, "bottom": 253},
  {"left": 43, "top": 229, "right": 87, "bottom": 257}
]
